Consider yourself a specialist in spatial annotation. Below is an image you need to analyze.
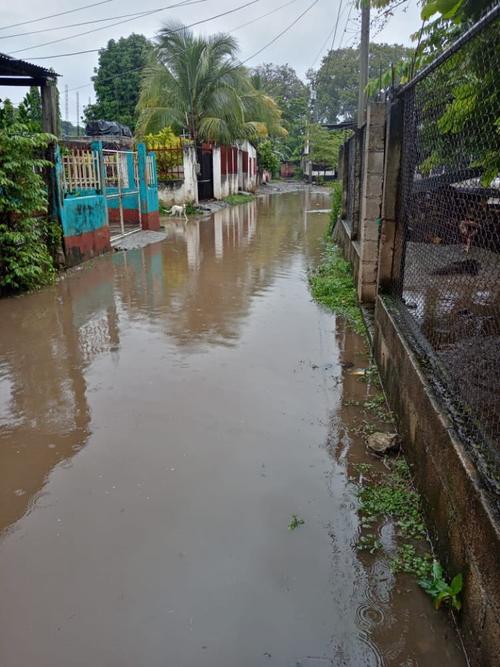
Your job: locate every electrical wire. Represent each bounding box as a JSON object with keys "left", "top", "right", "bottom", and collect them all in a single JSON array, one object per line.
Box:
[
  {"left": 230, "top": 0, "right": 299, "bottom": 33},
  {"left": 0, "top": 1, "right": 115, "bottom": 32},
  {"left": 28, "top": 0, "right": 320, "bottom": 99},
  {"left": 337, "top": 0, "right": 354, "bottom": 49},
  {"left": 241, "top": 0, "right": 321, "bottom": 64},
  {"left": 24, "top": 0, "right": 271, "bottom": 62},
  {"left": 27, "top": 0, "right": 301, "bottom": 63},
  {"left": 310, "top": 0, "right": 345, "bottom": 68},
  {"left": 9, "top": 0, "right": 218, "bottom": 55},
  {"left": 0, "top": 0, "right": 209, "bottom": 40}
]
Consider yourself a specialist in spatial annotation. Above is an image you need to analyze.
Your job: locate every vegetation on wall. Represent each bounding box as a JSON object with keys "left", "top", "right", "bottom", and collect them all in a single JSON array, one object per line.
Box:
[
  {"left": 366, "top": 0, "right": 498, "bottom": 184},
  {"left": 326, "top": 181, "right": 343, "bottom": 237},
  {"left": 0, "top": 109, "right": 58, "bottom": 294}
]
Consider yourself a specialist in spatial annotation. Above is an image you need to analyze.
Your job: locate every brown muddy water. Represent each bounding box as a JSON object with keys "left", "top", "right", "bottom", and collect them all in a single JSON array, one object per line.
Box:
[{"left": 0, "top": 192, "right": 466, "bottom": 667}]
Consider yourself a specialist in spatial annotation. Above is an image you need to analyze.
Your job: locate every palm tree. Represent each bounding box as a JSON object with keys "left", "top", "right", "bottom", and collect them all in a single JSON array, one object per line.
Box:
[{"left": 136, "top": 23, "right": 285, "bottom": 143}]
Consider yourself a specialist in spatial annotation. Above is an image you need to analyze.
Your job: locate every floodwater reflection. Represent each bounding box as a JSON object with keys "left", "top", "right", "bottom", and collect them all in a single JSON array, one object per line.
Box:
[{"left": 0, "top": 192, "right": 465, "bottom": 666}]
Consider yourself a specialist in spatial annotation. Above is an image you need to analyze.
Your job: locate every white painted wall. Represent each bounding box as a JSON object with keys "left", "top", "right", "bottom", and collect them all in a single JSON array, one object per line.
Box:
[{"left": 157, "top": 145, "right": 199, "bottom": 206}]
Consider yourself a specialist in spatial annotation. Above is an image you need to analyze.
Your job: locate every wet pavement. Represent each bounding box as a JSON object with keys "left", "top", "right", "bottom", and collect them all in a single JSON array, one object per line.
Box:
[{"left": 0, "top": 192, "right": 466, "bottom": 666}]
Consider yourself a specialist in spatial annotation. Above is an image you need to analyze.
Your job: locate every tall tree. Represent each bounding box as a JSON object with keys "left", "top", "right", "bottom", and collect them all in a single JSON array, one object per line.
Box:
[
  {"left": 308, "top": 43, "right": 412, "bottom": 123},
  {"left": 17, "top": 87, "right": 43, "bottom": 132},
  {"left": 308, "top": 124, "right": 345, "bottom": 169},
  {"left": 85, "top": 34, "right": 153, "bottom": 131},
  {"left": 251, "top": 63, "right": 309, "bottom": 160},
  {"left": 137, "top": 24, "right": 285, "bottom": 143}
]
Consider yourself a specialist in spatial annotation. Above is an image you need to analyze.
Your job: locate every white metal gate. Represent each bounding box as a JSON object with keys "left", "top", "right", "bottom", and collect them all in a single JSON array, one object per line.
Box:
[{"left": 103, "top": 149, "right": 142, "bottom": 240}]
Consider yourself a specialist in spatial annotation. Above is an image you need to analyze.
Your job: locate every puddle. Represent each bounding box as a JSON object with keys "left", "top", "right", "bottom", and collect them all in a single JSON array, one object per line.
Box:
[{"left": 0, "top": 192, "right": 466, "bottom": 666}]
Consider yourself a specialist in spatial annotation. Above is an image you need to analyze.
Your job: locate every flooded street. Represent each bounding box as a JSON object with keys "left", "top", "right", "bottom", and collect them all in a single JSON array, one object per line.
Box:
[{"left": 0, "top": 192, "right": 465, "bottom": 666}]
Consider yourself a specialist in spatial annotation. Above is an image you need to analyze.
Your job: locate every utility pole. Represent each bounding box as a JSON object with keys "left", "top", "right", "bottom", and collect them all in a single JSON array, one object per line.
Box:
[
  {"left": 64, "top": 84, "right": 69, "bottom": 136},
  {"left": 76, "top": 92, "right": 80, "bottom": 137},
  {"left": 357, "top": 1, "right": 370, "bottom": 128}
]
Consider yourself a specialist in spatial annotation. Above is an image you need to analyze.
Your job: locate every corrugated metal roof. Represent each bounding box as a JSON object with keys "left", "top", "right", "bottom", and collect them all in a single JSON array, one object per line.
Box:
[{"left": 0, "top": 53, "right": 59, "bottom": 79}]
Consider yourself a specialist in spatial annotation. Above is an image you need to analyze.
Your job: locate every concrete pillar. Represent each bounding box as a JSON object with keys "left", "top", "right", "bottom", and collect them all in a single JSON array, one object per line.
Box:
[
  {"left": 212, "top": 146, "right": 222, "bottom": 200},
  {"left": 137, "top": 143, "right": 160, "bottom": 230},
  {"left": 357, "top": 101, "right": 386, "bottom": 303},
  {"left": 377, "top": 98, "right": 404, "bottom": 292},
  {"left": 183, "top": 145, "right": 199, "bottom": 204}
]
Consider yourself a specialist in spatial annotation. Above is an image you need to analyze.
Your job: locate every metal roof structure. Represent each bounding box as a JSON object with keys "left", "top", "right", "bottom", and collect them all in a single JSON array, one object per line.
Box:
[{"left": 0, "top": 53, "right": 59, "bottom": 87}]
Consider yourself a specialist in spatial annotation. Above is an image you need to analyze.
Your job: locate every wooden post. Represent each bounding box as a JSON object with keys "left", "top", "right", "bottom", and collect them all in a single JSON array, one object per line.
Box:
[
  {"left": 41, "top": 80, "right": 58, "bottom": 135},
  {"left": 377, "top": 97, "right": 404, "bottom": 292},
  {"left": 41, "top": 79, "right": 64, "bottom": 263}
]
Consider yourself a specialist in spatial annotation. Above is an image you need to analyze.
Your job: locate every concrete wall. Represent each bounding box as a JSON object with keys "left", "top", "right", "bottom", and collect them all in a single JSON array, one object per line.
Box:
[
  {"left": 238, "top": 140, "right": 257, "bottom": 193},
  {"left": 56, "top": 142, "right": 159, "bottom": 265},
  {"left": 213, "top": 141, "right": 257, "bottom": 200},
  {"left": 60, "top": 193, "right": 111, "bottom": 266},
  {"left": 374, "top": 297, "right": 500, "bottom": 667},
  {"left": 157, "top": 145, "right": 198, "bottom": 206}
]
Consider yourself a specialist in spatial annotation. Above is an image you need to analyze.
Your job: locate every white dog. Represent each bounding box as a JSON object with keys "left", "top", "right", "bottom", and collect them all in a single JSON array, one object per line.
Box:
[{"left": 170, "top": 204, "right": 188, "bottom": 220}]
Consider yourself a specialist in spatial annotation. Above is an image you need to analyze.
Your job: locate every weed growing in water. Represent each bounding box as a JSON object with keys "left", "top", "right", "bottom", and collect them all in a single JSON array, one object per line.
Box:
[
  {"left": 360, "top": 364, "right": 382, "bottom": 388},
  {"left": 356, "top": 459, "right": 464, "bottom": 612},
  {"left": 288, "top": 514, "right": 305, "bottom": 530},
  {"left": 224, "top": 193, "right": 255, "bottom": 206},
  {"left": 419, "top": 561, "right": 463, "bottom": 611},
  {"left": 309, "top": 244, "right": 365, "bottom": 335}
]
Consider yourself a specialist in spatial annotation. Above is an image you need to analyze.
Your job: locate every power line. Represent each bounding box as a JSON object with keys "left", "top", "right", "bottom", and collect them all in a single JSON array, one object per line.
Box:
[
  {"left": 58, "top": 0, "right": 268, "bottom": 87},
  {"left": 0, "top": 0, "right": 208, "bottom": 41},
  {"left": 0, "top": 1, "right": 115, "bottom": 32},
  {"left": 230, "top": 0, "right": 299, "bottom": 33},
  {"left": 310, "top": 0, "right": 346, "bottom": 69},
  {"left": 337, "top": 0, "right": 354, "bottom": 49},
  {"left": 24, "top": 0, "right": 267, "bottom": 64},
  {"left": 28, "top": 49, "right": 114, "bottom": 60},
  {"left": 8, "top": 0, "right": 211, "bottom": 55},
  {"left": 241, "top": 0, "right": 321, "bottom": 64},
  {"left": 28, "top": 0, "right": 318, "bottom": 97},
  {"left": 27, "top": 0, "right": 300, "bottom": 62}
]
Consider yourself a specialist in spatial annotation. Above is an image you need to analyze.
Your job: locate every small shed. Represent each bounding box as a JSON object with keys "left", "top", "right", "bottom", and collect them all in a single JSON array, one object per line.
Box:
[{"left": 0, "top": 53, "right": 59, "bottom": 133}]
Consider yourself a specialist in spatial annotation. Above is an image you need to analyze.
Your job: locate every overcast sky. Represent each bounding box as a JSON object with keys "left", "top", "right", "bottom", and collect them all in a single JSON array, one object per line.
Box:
[{"left": 1, "top": 0, "right": 421, "bottom": 125}]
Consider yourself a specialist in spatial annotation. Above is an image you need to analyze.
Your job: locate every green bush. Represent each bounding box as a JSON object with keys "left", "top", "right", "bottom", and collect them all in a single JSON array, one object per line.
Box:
[{"left": 0, "top": 118, "right": 57, "bottom": 294}]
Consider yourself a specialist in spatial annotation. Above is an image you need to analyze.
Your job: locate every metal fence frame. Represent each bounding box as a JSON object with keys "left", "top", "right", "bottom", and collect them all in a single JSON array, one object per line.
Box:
[{"left": 390, "top": 5, "right": 500, "bottom": 496}]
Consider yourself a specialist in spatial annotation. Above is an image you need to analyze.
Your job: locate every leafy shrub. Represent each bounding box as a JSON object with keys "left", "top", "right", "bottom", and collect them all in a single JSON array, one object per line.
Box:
[
  {"left": 0, "top": 118, "right": 58, "bottom": 294},
  {"left": 144, "top": 126, "right": 183, "bottom": 181}
]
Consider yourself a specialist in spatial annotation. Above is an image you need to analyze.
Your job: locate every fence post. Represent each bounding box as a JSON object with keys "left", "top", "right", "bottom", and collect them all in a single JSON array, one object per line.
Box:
[
  {"left": 212, "top": 145, "right": 222, "bottom": 200},
  {"left": 377, "top": 97, "right": 404, "bottom": 292},
  {"left": 137, "top": 142, "right": 160, "bottom": 231},
  {"left": 357, "top": 101, "right": 386, "bottom": 302},
  {"left": 91, "top": 141, "right": 106, "bottom": 195}
]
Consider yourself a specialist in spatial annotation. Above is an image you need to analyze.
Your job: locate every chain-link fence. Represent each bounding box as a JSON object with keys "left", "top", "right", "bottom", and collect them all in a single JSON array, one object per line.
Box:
[
  {"left": 341, "top": 127, "right": 365, "bottom": 238},
  {"left": 392, "top": 8, "right": 500, "bottom": 496}
]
